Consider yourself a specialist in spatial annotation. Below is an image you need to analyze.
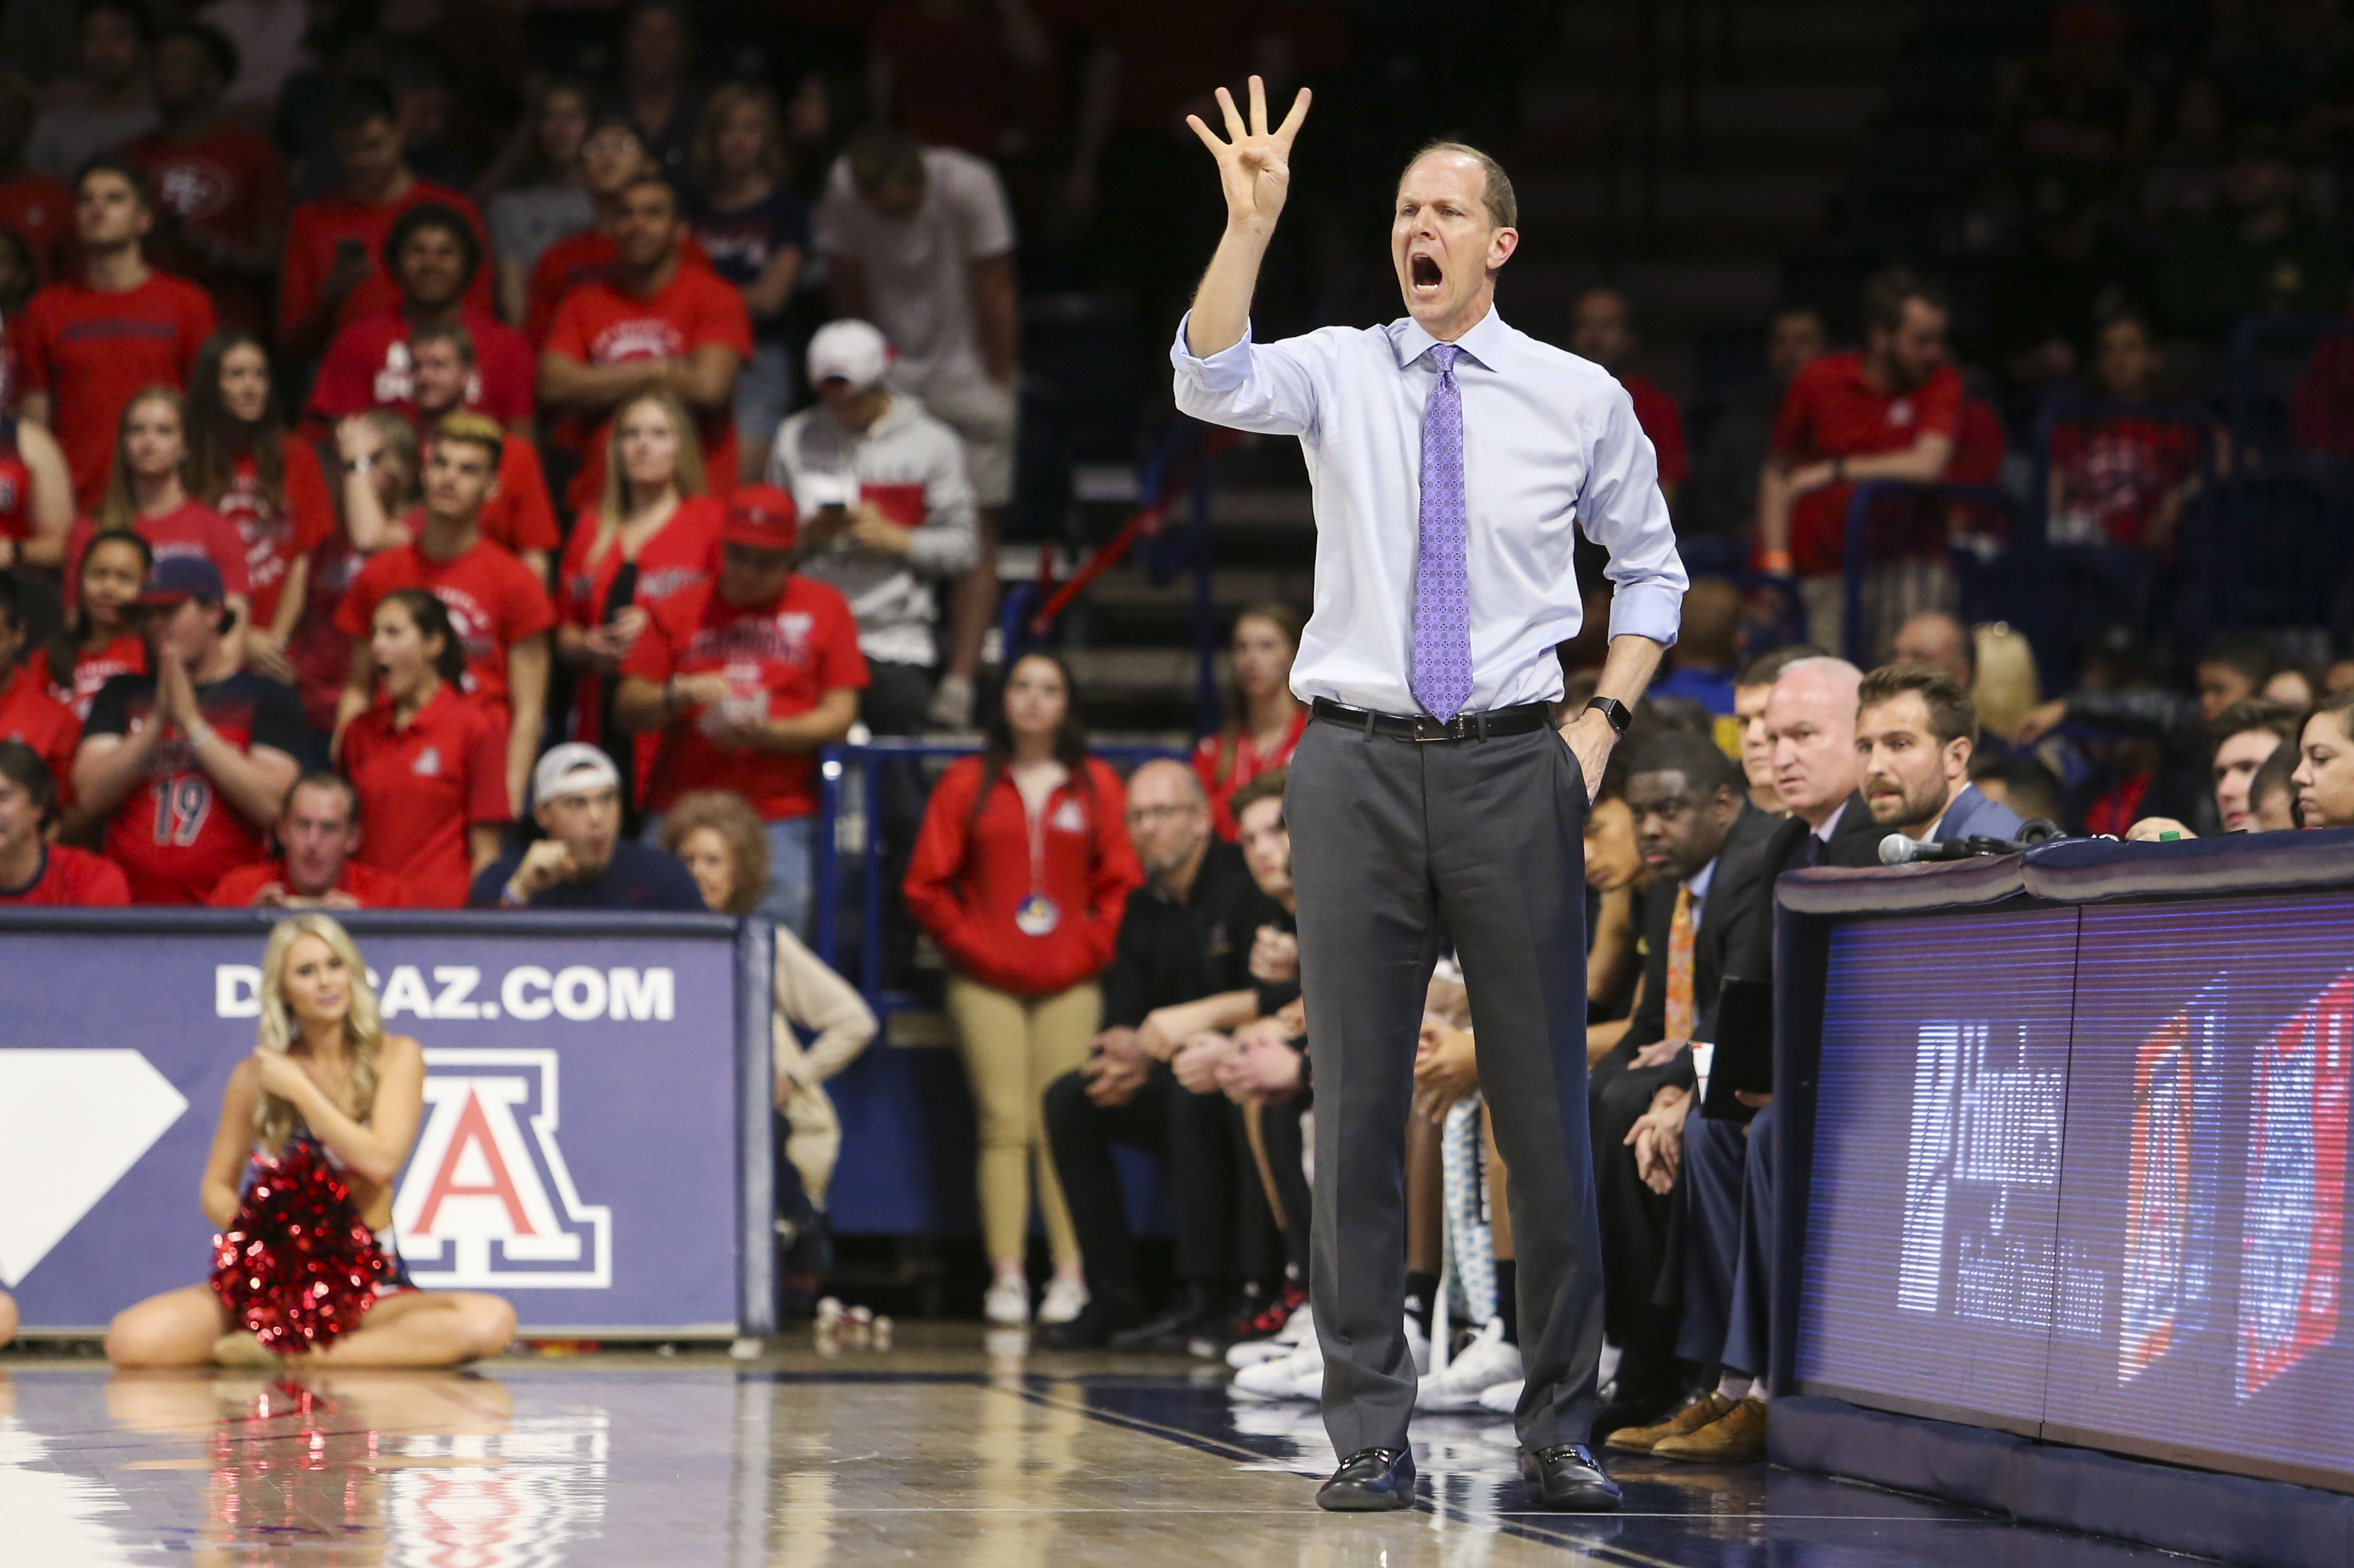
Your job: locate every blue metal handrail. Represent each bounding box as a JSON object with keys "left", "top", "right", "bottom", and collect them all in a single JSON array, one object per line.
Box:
[{"left": 812, "top": 738, "right": 1186, "bottom": 1019}]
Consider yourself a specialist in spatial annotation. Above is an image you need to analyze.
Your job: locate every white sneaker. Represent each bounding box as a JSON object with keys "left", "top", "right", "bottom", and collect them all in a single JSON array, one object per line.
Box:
[
  {"left": 982, "top": 1276, "right": 1030, "bottom": 1326},
  {"left": 1226, "top": 1305, "right": 1312, "bottom": 1369},
  {"left": 1407, "top": 1314, "right": 1432, "bottom": 1377},
  {"left": 1415, "top": 1319, "right": 1524, "bottom": 1411},
  {"left": 1036, "top": 1276, "right": 1088, "bottom": 1326},
  {"left": 1477, "top": 1376, "right": 1524, "bottom": 1415},
  {"left": 1232, "top": 1334, "right": 1323, "bottom": 1400}
]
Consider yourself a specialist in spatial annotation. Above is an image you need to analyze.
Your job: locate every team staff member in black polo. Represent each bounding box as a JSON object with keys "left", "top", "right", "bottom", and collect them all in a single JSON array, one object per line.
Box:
[
  {"left": 1173, "top": 81, "right": 1686, "bottom": 1511},
  {"left": 1037, "top": 759, "right": 1281, "bottom": 1352}
]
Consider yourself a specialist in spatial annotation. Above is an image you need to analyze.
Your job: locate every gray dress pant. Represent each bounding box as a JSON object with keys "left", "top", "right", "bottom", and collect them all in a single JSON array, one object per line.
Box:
[{"left": 1288, "top": 716, "right": 1604, "bottom": 1454}]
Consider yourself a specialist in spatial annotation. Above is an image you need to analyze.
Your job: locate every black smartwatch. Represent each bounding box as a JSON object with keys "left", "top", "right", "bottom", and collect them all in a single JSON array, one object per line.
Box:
[{"left": 1583, "top": 695, "right": 1633, "bottom": 735}]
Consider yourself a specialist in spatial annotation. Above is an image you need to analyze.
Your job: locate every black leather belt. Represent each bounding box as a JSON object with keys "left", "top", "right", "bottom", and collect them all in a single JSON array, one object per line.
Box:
[{"left": 1311, "top": 696, "right": 1555, "bottom": 742}]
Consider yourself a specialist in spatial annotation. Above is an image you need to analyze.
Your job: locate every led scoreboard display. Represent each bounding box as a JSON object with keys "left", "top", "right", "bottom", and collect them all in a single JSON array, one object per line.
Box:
[{"left": 1796, "top": 895, "right": 2354, "bottom": 1492}]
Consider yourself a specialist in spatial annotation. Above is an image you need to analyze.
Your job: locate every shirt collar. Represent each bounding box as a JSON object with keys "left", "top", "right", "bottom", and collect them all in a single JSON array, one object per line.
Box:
[
  {"left": 1683, "top": 856, "right": 1718, "bottom": 922},
  {"left": 1390, "top": 307, "right": 1509, "bottom": 373},
  {"left": 1813, "top": 797, "right": 1848, "bottom": 842},
  {"left": 1932, "top": 784, "right": 1975, "bottom": 839}
]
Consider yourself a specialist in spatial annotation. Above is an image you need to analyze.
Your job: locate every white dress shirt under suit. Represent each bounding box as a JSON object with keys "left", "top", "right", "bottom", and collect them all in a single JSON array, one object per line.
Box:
[{"left": 1171, "top": 308, "right": 1688, "bottom": 716}]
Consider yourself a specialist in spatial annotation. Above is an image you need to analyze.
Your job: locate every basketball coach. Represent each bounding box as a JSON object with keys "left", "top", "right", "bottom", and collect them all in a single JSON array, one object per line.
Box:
[{"left": 1171, "top": 80, "right": 1687, "bottom": 1512}]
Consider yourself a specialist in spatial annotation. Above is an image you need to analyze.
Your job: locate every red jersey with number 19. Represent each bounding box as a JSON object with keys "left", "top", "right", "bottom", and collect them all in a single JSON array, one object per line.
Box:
[{"left": 80, "top": 668, "right": 308, "bottom": 903}]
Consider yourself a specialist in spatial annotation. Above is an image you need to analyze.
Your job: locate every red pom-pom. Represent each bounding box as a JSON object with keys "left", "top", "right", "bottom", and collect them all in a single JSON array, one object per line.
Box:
[{"left": 209, "top": 1141, "right": 390, "bottom": 1353}]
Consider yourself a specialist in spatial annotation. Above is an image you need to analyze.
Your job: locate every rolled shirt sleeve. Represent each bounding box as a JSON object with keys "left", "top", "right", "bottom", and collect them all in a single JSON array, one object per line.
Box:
[
  {"left": 1581, "top": 383, "right": 1688, "bottom": 648},
  {"left": 1170, "top": 314, "right": 1323, "bottom": 438}
]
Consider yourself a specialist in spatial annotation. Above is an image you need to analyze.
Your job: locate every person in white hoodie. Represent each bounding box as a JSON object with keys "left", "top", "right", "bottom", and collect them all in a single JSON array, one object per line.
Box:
[{"left": 768, "top": 317, "right": 982, "bottom": 979}]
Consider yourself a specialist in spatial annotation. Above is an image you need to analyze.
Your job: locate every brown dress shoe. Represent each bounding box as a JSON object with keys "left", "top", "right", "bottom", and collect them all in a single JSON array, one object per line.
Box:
[
  {"left": 1605, "top": 1390, "right": 1734, "bottom": 1454},
  {"left": 1651, "top": 1396, "right": 1768, "bottom": 1462}
]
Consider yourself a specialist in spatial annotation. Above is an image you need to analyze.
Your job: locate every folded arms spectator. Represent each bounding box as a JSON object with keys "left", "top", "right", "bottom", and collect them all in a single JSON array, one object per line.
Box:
[
  {"left": 0, "top": 736, "right": 127, "bottom": 904},
  {"left": 17, "top": 157, "right": 217, "bottom": 510},
  {"left": 468, "top": 741, "right": 702, "bottom": 909},
  {"left": 72, "top": 554, "right": 303, "bottom": 902},
  {"left": 541, "top": 173, "right": 749, "bottom": 510},
  {"left": 208, "top": 770, "right": 411, "bottom": 906},
  {"left": 336, "top": 588, "right": 509, "bottom": 907}
]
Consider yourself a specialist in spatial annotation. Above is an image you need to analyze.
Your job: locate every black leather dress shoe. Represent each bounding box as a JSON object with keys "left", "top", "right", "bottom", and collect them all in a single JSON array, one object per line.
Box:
[
  {"left": 1518, "top": 1444, "right": 1622, "bottom": 1511},
  {"left": 1316, "top": 1447, "right": 1416, "bottom": 1511}
]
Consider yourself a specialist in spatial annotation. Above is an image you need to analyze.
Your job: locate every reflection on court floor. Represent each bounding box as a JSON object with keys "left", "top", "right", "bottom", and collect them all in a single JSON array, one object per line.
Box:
[{"left": 0, "top": 1327, "right": 2185, "bottom": 1566}]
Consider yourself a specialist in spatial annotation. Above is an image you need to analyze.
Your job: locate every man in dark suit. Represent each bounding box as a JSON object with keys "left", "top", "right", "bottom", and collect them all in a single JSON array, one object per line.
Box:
[
  {"left": 1587, "top": 732, "right": 1780, "bottom": 1434},
  {"left": 1761, "top": 655, "right": 1881, "bottom": 870},
  {"left": 1857, "top": 663, "right": 2024, "bottom": 851}
]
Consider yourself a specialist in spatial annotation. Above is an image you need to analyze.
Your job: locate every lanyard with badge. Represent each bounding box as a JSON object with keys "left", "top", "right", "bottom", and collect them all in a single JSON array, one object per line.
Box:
[{"left": 1014, "top": 778, "right": 1061, "bottom": 937}]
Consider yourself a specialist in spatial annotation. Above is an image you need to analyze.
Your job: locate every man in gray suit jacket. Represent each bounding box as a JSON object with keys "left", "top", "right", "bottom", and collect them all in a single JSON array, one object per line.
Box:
[{"left": 1854, "top": 663, "right": 2023, "bottom": 852}]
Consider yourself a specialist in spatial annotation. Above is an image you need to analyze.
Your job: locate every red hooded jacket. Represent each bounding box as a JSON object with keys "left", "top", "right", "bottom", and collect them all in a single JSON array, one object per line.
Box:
[{"left": 903, "top": 755, "right": 1143, "bottom": 996}]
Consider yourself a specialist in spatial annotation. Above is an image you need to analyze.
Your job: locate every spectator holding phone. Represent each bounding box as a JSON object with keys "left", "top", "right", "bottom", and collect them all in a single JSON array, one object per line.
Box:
[
  {"left": 555, "top": 389, "right": 721, "bottom": 801},
  {"left": 611, "top": 484, "right": 865, "bottom": 935},
  {"left": 767, "top": 319, "right": 978, "bottom": 737}
]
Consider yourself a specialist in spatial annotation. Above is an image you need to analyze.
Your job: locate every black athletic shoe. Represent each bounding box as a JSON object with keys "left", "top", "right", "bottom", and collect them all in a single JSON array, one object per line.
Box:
[{"left": 1109, "top": 1287, "right": 1216, "bottom": 1355}]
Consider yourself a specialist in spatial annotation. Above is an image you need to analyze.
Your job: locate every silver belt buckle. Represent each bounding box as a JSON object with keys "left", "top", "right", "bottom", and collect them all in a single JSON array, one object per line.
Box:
[{"left": 1410, "top": 714, "right": 1457, "bottom": 742}]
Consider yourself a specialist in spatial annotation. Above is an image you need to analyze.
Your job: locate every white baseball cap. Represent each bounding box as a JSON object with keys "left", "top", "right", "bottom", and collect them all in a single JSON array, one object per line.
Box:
[
  {"left": 808, "top": 318, "right": 891, "bottom": 391},
  {"left": 533, "top": 742, "right": 622, "bottom": 805}
]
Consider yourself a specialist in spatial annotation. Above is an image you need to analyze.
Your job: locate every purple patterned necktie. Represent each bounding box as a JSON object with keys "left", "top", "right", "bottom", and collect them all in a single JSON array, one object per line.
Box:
[{"left": 1412, "top": 343, "right": 1472, "bottom": 721}]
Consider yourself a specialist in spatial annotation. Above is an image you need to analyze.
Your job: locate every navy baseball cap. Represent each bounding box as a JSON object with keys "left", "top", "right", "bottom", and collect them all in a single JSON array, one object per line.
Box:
[{"left": 137, "top": 554, "right": 227, "bottom": 605}]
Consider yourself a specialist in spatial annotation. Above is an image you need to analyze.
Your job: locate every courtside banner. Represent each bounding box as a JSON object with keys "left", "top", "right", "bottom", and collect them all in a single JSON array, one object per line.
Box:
[{"left": 0, "top": 910, "right": 759, "bottom": 1336}]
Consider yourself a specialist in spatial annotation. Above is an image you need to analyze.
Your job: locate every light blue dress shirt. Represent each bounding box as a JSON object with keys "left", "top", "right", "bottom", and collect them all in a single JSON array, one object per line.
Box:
[{"left": 1172, "top": 308, "right": 1688, "bottom": 715}]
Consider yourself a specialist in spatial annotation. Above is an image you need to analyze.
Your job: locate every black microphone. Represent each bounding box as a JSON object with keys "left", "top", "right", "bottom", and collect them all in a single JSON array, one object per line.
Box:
[{"left": 1879, "top": 818, "right": 2069, "bottom": 866}]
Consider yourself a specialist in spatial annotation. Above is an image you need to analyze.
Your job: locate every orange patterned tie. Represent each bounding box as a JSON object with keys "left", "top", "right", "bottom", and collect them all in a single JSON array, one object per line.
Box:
[{"left": 1664, "top": 885, "right": 1696, "bottom": 1043}]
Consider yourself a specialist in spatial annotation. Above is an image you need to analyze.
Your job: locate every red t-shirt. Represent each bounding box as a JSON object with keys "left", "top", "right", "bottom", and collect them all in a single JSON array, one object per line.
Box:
[
  {"left": 307, "top": 309, "right": 537, "bottom": 429},
  {"left": 212, "top": 435, "right": 336, "bottom": 629},
  {"left": 206, "top": 855, "right": 413, "bottom": 908},
  {"left": 278, "top": 181, "right": 493, "bottom": 343},
  {"left": 544, "top": 264, "right": 753, "bottom": 507},
  {"left": 0, "top": 170, "right": 74, "bottom": 283},
  {"left": 16, "top": 273, "right": 217, "bottom": 508},
  {"left": 335, "top": 536, "right": 555, "bottom": 717},
  {"left": 338, "top": 681, "right": 511, "bottom": 908},
  {"left": 621, "top": 575, "right": 868, "bottom": 820},
  {"left": 66, "top": 501, "right": 252, "bottom": 602},
  {"left": 31, "top": 632, "right": 144, "bottom": 721},
  {"left": 80, "top": 668, "right": 308, "bottom": 904},
  {"left": 471, "top": 434, "right": 559, "bottom": 557},
  {"left": 1190, "top": 707, "right": 1308, "bottom": 842},
  {"left": 2049, "top": 413, "right": 2206, "bottom": 548},
  {"left": 1770, "top": 351, "right": 1964, "bottom": 575},
  {"left": 0, "top": 661, "right": 78, "bottom": 804},
  {"left": 0, "top": 842, "right": 129, "bottom": 905},
  {"left": 525, "top": 228, "right": 712, "bottom": 349},
  {"left": 0, "top": 419, "right": 36, "bottom": 543},
  {"left": 901, "top": 755, "right": 1144, "bottom": 996},
  {"left": 121, "top": 122, "right": 287, "bottom": 331},
  {"left": 1623, "top": 374, "right": 1689, "bottom": 489},
  {"left": 557, "top": 496, "right": 724, "bottom": 746}
]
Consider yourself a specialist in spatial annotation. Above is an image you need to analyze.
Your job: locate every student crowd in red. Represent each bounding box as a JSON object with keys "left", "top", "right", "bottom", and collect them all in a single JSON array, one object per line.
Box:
[{"left": 0, "top": 10, "right": 1034, "bottom": 934}]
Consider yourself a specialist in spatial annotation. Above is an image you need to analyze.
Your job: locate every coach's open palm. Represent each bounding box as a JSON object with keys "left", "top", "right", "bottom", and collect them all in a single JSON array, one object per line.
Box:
[{"left": 1189, "top": 75, "right": 1311, "bottom": 233}]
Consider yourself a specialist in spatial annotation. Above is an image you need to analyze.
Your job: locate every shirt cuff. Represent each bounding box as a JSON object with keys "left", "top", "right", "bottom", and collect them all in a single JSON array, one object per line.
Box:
[
  {"left": 1170, "top": 312, "right": 1255, "bottom": 391},
  {"left": 1607, "top": 579, "right": 1684, "bottom": 650}
]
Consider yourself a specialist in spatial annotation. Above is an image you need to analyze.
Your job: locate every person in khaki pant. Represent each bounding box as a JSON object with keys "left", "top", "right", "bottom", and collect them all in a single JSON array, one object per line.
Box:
[{"left": 904, "top": 652, "right": 1143, "bottom": 1328}]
